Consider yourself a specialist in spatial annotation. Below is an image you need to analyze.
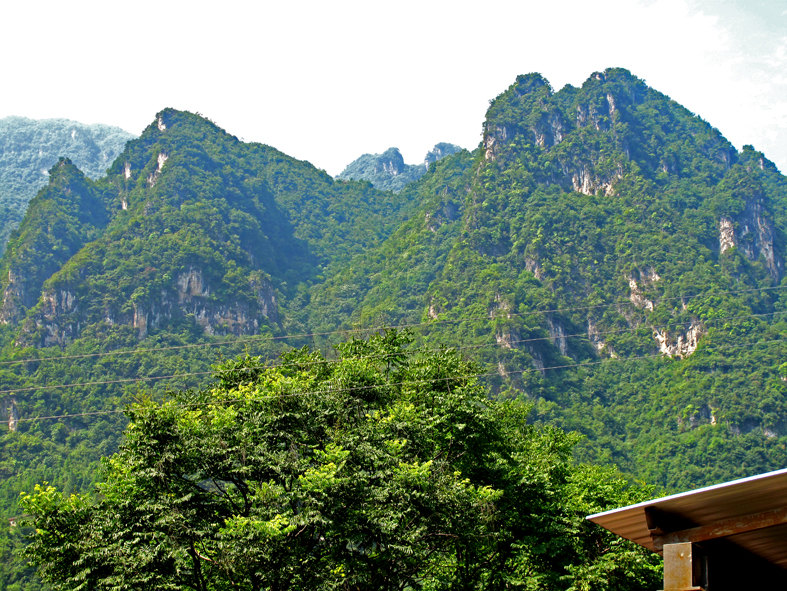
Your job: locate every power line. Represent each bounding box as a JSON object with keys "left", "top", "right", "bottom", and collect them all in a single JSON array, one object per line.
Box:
[
  {"left": 2, "top": 336, "right": 783, "bottom": 427},
  {"left": 1, "top": 307, "right": 783, "bottom": 397},
  {"left": 1, "top": 284, "right": 784, "bottom": 367}
]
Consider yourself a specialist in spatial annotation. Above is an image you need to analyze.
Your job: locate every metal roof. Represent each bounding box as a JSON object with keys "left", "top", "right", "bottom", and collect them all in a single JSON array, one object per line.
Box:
[{"left": 587, "top": 467, "right": 787, "bottom": 570}]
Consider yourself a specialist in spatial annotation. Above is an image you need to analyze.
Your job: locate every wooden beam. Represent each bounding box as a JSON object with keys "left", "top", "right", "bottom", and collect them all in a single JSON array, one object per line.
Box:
[{"left": 652, "top": 506, "right": 787, "bottom": 551}]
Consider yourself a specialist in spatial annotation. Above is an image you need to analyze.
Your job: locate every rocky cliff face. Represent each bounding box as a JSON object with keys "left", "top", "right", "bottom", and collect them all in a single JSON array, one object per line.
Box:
[
  {"left": 718, "top": 193, "right": 782, "bottom": 280},
  {"left": 0, "top": 397, "right": 19, "bottom": 432}
]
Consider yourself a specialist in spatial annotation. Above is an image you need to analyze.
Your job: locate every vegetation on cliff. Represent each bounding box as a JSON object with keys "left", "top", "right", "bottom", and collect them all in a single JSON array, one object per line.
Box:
[{"left": 337, "top": 143, "right": 462, "bottom": 192}]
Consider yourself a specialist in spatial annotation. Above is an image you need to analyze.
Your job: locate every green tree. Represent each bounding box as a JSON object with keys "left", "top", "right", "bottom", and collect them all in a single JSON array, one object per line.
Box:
[{"left": 21, "top": 331, "right": 659, "bottom": 590}]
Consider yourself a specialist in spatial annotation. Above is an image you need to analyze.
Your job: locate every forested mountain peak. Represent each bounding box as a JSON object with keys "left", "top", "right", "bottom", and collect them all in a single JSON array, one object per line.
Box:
[
  {"left": 0, "top": 158, "right": 107, "bottom": 327},
  {"left": 0, "top": 108, "right": 415, "bottom": 349},
  {"left": 309, "top": 68, "right": 787, "bottom": 490},
  {"left": 483, "top": 67, "right": 737, "bottom": 187}
]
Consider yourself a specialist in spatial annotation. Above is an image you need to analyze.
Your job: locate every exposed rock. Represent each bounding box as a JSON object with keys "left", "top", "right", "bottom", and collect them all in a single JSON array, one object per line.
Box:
[
  {"left": 719, "top": 191, "right": 782, "bottom": 280},
  {"left": 495, "top": 329, "right": 519, "bottom": 349},
  {"left": 0, "top": 269, "right": 24, "bottom": 325},
  {"left": 524, "top": 257, "right": 544, "bottom": 280},
  {"left": 483, "top": 125, "right": 510, "bottom": 161},
  {"left": 546, "top": 315, "right": 569, "bottom": 356},
  {"left": 653, "top": 320, "right": 703, "bottom": 358},
  {"left": 21, "top": 267, "right": 280, "bottom": 346},
  {"left": 427, "top": 303, "right": 439, "bottom": 319},
  {"left": 729, "top": 418, "right": 781, "bottom": 437},
  {"left": 627, "top": 269, "right": 660, "bottom": 311},
  {"left": 489, "top": 294, "right": 512, "bottom": 319},
  {"left": 531, "top": 112, "right": 566, "bottom": 148},
  {"left": 176, "top": 267, "right": 209, "bottom": 301},
  {"left": 570, "top": 163, "right": 622, "bottom": 196},
  {"left": 379, "top": 150, "right": 404, "bottom": 176},
  {"left": 147, "top": 152, "right": 168, "bottom": 186},
  {"left": 719, "top": 217, "right": 736, "bottom": 254},
  {"left": 252, "top": 277, "right": 279, "bottom": 325},
  {"left": 737, "top": 199, "right": 780, "bottom": 279},
  {"left": 133, "top": 302, "right": 148, "bottom": 339},
  {"left": 424, "top": 143, "right": 462, "bottom": 167},
  {"left": 28, "top": 288, "right": 81, "bottom": 347},
  {"left": 2, "top": 397, "right": 19, "bottom": 432},
  {"left": 587, "top": 318, "right": 608, "bottom": 355},
  {"left": 497, "top": 361, "right": 509, "bottom": 377}
]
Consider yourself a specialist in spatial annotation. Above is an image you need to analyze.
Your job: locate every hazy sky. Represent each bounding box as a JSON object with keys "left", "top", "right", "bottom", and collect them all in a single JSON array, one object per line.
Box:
[{"left": 1, "top": 0, "right": 785, "bottom": 175}]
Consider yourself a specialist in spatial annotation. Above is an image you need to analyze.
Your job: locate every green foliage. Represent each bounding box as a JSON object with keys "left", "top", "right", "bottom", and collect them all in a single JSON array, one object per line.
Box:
[
  {"left": 3, "top": 69, "right": 787, "bottom": 587},
  {"left": 21, "top": 332, "right": 660, "bottom": 590},
  {"left": 0, "top": 109, "right": 425, "bottom": 586}
]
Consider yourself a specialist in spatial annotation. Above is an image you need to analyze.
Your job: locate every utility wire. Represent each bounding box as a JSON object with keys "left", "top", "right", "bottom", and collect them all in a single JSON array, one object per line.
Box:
[
  {"left": 1, "top": 284, "right": 784, "bottom": 367},
  {"left": 1, "top": 307, "right": 784, "bottom": 397},
  {"left": 2, "top": 336, "right": 784, "bottom": 426}
]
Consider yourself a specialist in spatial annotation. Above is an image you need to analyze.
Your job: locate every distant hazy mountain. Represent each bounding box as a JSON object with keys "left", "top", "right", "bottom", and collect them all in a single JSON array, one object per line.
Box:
[
  {"left": 337, "top": 142, "right": 462, "bottom": 191},
  {"left": 0, "top": 117, "right": 134, "bottom": 253}
]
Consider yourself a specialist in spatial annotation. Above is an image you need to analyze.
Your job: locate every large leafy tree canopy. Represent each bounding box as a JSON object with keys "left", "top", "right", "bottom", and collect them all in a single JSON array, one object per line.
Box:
[{"left": 21, "top": 331, "right": 659, "bottom": 590}]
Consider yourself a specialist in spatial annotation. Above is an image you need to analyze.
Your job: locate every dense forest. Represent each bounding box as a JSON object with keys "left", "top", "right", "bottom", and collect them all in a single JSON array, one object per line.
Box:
[{"left": 1, "top": 68, "right": 786, "bottom": 588}]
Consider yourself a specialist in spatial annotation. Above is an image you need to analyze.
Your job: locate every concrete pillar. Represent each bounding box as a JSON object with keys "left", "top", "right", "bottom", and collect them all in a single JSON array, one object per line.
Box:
[{"left": 662, "top": 542, "right": 705, "bottom": 591}]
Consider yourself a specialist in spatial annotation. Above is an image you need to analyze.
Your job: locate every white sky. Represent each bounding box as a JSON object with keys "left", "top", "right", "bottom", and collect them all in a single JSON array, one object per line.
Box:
[{"left": 1, "top": 0, "right": 785, "bottom": 176}]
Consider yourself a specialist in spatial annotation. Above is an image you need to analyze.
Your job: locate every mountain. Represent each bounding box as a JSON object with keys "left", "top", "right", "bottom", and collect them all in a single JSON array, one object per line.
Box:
[
  {"left": 0, "top": 109, "right": 418, "bottom": 347},
  {"left": 0, "top": 117, "right": 134, "bottom": 253},
  {"left": 1, "top": 70, "right": 787, "bottom": 586},
  {"left": 0, "top": 109, "right": 419, "bottom": 587},
  {"left": 309, "top": 68, "right": 787, "bottom": 490},
  {"left": 337, "top": 142, "right": 462, "bottom": 191}
]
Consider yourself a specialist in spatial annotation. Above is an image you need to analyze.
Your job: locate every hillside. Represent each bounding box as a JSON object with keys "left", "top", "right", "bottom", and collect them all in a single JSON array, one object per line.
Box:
[{"left": 0, "top": 117, "right": 133, "bottom": 253}]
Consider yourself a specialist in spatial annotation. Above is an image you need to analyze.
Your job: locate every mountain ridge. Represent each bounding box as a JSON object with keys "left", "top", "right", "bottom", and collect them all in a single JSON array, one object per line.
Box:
[{"left": 307, "top": 67, "right": 787, "bottom": 488}]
